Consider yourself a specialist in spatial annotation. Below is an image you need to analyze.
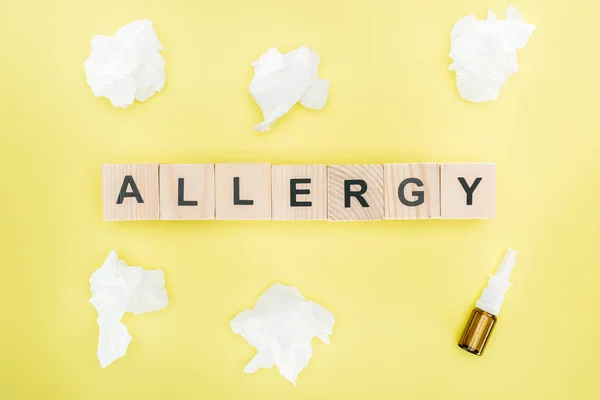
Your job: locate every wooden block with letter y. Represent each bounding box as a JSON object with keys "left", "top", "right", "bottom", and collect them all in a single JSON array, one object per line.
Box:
[
  {"left": 328, "top": 164, "right": 384, "bottom": 221},
  {"left": 440, "top": 163, "right": 496, "bottom": 219},
  {"left": 272, "top": 165, "right": 327, "bottom": 220},
  {"left": 215, "top": 163, "right": 271, "bottom": 220},
  {"left": 159, "top": 164, "right": 215, "bottom": 220},
  {"left": 102, "top": 164, "right": 159, "bottom": 221}
]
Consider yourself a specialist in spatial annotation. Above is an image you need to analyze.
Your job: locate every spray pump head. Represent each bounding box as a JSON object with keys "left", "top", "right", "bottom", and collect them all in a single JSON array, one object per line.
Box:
[{"left": 475, "top": 249, "right": 518, "bottom": 316}]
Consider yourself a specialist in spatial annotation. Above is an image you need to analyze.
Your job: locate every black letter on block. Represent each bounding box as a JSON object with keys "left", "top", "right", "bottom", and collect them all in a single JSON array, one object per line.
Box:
[
  {"left": 398, "top": 178, "right": 425, "bottom": 207},
  {"left": 344, "top": 180, "right": 369, "bottom": 208},
  {"left": 233, "top": 177, "right": 253, "bottom": 205},
  {"left": 458, "top": 177, "right": 482, "bottom": 206},
  {"left": 290, "top": 178, "right": 312, "bottom": 207},
  {"left": 178, "top": 178, "right": 198, "bottom": 206},
  {"left": 116, "top": 175, "right": 144, "bottom": 204}
]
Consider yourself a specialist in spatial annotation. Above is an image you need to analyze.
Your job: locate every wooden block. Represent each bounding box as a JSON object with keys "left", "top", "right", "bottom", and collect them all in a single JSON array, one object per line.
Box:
[
  {"left": 384, "top": 163, "right": 440, "bottom": 219},
  {"left": 159, "top": 164, "right": 215, "bottom": 220},
  {"left": 272, "top": 165, "right": 327, "bottom": 220},
  {"left": 440, "top": 163, "right": 496, "bottom": 219},
  {"left": 328, "top": 165, "right": 384, "bottom": 221},
  {"left": 215, "top": 163, "right": 271, "bottom": 220},
  {"left": 102, "top": 164, "right": 159, "bottom": 221}
]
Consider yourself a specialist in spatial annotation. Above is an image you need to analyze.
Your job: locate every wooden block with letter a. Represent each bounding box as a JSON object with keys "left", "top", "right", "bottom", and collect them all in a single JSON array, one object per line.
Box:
[
  {"left": 215, "top": 163, "right": 271, "bottom": 220},
  {"left": 102, "top": 164, "right": 159, "bottom": 221},
  {"left": 328, "top": 164, "right": 384, "bottom": 221},
  {"left": 384, "top": 163, "right": 440, "bottom": 219},
  {"left": 159, "top": 164, "right": 215, "bottom": 220},
  {"left": 272, "top": 165, "right": 327, "bottom": 220},
  {"left": 440, "top": 163, "right": 496, "bottom": 219}
]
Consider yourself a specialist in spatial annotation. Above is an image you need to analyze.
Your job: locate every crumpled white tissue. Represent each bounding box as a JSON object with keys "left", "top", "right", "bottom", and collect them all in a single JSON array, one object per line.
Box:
[
  {"left": 449, "top": 5, "right": 535, "bottom": 103},
  {"left": 84, "top": 20, "right": 166, "bottom": 108},
  {"left": 249, "top": 46, "right": 330, "bottom": 132},
  {"left": 230, "top": 283, "right": 334, "bottom": 385},
  {"left": 89, "top": 250, "right": 168, "bottom": 368}
]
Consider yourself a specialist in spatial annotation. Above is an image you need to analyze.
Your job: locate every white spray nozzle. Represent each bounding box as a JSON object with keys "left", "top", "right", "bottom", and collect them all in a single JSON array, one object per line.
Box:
[
  {"left": 496, "top": 248, "right": 517, "bottom": 281},
  {"left": 476, "top": 249, "right": 518, "bottom": 316}
]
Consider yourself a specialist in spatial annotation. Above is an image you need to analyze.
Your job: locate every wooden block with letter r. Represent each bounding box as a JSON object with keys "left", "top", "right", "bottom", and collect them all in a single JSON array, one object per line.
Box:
[
  {"left": 384, "top": 163, "right": 440, "bottom": 219},
  {"left": 159, "top": 164, "right": 215, "bottom": 220},
  {"left": 272, "top": 165, "right": 327, "bottom": 220},
  {"left": 328, "top": 164, "right": 384, "bottom": 221},
  {"left": 102, "top": 164, "right": 159, "bottom": 221},
  {"left": 215, "top": 163, "right": 271, "bottom": 220},
  {"left": 440, "top": 163, "right": 496, "bottom": 219}
]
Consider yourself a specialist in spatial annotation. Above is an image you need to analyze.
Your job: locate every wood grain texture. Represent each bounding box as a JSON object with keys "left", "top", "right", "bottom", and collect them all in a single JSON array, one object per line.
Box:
[
  {"left": 440, "top": 163, "right": 496, "bottom": 219},
  {"left": 102, "top": 164, "right": 159, "bottom": 221},
  {"left": 159, "top": 164, "right": 215, "bottom": 220},
  {"left": 384, "top": 163, "right": 440, "bottom": 219},
  {"left": 272, "top": 165, "right": 327, "bottom": 220},
  {"left": 215, "top": 163, "right": 271, "bottom": 220},
  {"left": 328, "top": 164, "right": 384, "bottom": 221}
]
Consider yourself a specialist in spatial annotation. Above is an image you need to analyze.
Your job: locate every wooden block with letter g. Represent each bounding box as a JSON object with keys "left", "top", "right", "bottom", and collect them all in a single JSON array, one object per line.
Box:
[
  {"left": 440, "top": 163, "right": 496, "bottom": 219},
  {"left": 328, "top": 164, "right": 384, "bottom": 221},
  {"left": 102, "top": 164, "right": 159, "bottom": 221},
  {"left": 215, "top": 163, "right": 271, "bottom": 220},
  {"left": 272, "top": 165, "right": 327, "bottom": 220},
  {"left": 384, "top": 163, "right": 440, "bottom": 219},
  {"left": 159, "top": 164, "right": 215, "bottom": 220}
]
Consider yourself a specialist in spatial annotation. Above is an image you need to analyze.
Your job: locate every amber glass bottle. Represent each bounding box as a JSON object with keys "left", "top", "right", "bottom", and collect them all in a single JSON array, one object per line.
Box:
[
  {"left": 458, "top": 308, "right": 497, "bottom": 356},
  {"left": 458, "top": 249, "right": 517, "bottom": 356}
]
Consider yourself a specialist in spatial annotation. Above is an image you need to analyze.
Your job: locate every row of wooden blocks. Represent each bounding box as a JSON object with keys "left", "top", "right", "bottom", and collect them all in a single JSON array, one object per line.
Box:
[{"left": 102, "top": 163, "right": 496, "bottom": 221}]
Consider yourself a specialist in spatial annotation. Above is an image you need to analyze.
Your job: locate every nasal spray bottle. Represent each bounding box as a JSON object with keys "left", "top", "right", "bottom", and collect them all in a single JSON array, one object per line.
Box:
[{"left": 458, "top": 249, "right": 518, "bottom": 356}]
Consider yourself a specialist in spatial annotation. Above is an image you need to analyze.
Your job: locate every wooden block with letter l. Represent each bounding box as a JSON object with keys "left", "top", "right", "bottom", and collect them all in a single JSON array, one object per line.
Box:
[
  {"left": 384, "top": 163, "right": 440, "bottom": 219},
  {"left": 272, "top": 165, "right": 327, "bottom": 220},
  {"left": 102, "top": 164, "right": 159, "bottom": 221},
  {"left": 440, "top": 163, "right": 496, "bottom": 219},
  {"left": 215, "top": 163, "right": 271, "bottom": 220},
  {"left": 159, "top": 164, "right": 215, "bottom": 220},
  {"left": 328, "top": 164, "right": 384, "bottom": 221}
]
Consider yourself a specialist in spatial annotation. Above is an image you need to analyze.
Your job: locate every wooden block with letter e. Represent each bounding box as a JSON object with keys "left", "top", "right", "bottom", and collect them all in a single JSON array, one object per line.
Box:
[
  {"left": 102, "top": 164, "right": 159, "bottom": 221},
  {"left": 384, "top": 163, "right": 440, "bottom": 219},
  {"left": 215, "top": 163, "right": 271, "bottom": 220},
  {"left": 328, "top": 164, "right": 384, "bottom": 221},
  {"left": 440, "top": 163, "right": 496, "bottom": 219},
  {"left": 159, "top": 164, "right": 215, "bottom": 220},
  {"left": 272, "top": 165, "right": 327, "bottom": 220}
]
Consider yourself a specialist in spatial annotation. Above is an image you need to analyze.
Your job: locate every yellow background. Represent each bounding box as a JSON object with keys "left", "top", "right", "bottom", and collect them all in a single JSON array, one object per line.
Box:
[{"left": 1, "top": 0, "right": 599, "bottom": 398}]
